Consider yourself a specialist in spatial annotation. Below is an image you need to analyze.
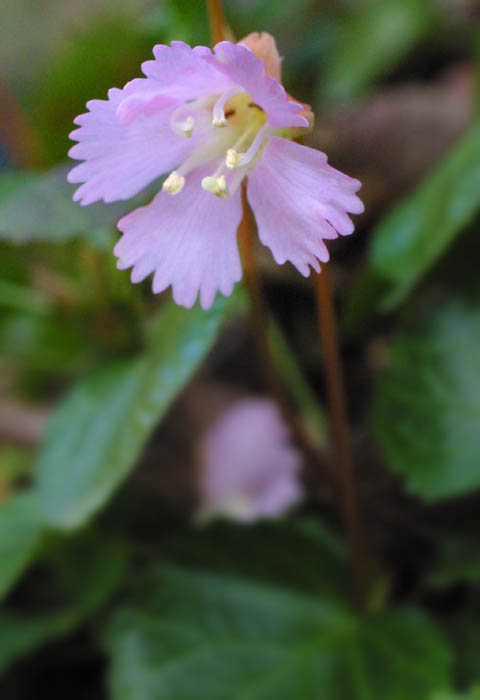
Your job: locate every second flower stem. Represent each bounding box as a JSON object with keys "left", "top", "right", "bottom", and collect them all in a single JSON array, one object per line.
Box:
[
  {"left": 206, "top": 0, "right": 227, "bottom": 44},
  {"left": 206, "top": 0, "right": 365, "bottom": 608},
  {"left": 238, "top": 189, "right": 334, "bottom": 489},
  {"left": 314, "top": 267, "right": 367, "bottom": 609}
]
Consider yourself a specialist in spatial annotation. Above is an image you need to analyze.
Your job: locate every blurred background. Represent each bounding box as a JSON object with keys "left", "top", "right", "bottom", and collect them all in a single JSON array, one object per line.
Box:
[{"left": 1, "top": 0, "right": 480, "bottom": 698}]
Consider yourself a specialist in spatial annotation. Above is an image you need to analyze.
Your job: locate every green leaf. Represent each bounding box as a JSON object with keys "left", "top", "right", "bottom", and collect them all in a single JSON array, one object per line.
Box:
[
  {"left": 104, "top": 566, "right": 450, "bottom": 700},
  {"left": 0, "top": 166, "right": 152, "bottom": 245},
  {"left": 161, "top": 518, "right": 349, "bottom": 600},
  {"left": 432, "top": 687, "right": 480, "bottom": 700},
  {"left": 374, "top": 298, "right": 480, "bottom": 500},
  {"left": 0, "top": 491, "right": 43, "bottom": 601},
  {"left": 342, "top": 267, "right": 392, "bottom": 337},
  {"left": 35, "top": 292, "right": 243, "bottom": 530},
  {"left": 427, "top": 535, "right": 480, "bottom": 588},
  {"left": 442, "top": 599, "right": 480, "bottom": 689},
  {"left": 322, "top": 0, "right": 436, "bottom": 105},
  {"left": 368, "top": 122, "right": 480, "bottom": 311},
  {"left": 0, "top": 533, "right": 128, "bottom": 673}
]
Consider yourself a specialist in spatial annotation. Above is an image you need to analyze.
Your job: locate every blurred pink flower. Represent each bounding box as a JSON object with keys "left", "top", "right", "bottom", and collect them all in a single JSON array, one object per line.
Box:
[
  {"left": 197, "top": 398, "right": 303, "bottom": 523},
  {"left": 68, "top": 33, "right": 363, "bottom": 309}
]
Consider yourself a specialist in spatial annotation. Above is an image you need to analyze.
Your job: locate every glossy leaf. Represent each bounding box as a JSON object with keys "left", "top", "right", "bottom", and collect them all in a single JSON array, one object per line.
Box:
[
  {"left": 0, "top": 491, "right": 43, "bottom": 601},
  {"left": 369, "top": 122, "right": 480, "bottom": 311},
  {"left": 374, "top": 298, "right": 480, "bottom": 500},
  {"left": 0, "top": 166, "right": 152, "bottom": 245},
  {"left": 105, "top": 566, "right": 450, "bottom": 700},
  {"left": 35, "top": 293, "right": 242, "bottom": 529}
]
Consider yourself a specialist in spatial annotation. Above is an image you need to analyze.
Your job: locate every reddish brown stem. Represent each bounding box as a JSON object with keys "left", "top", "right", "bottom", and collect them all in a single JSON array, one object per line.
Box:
[
  {"left": 206, "top": 0, "right": 228, "bottom": 44},
  {"left": 314, "top": 267, "right": 367, "bottom": 609},
  {"left": 238, "top": 188, "right": 334, "bottom": 489},
  {"left": 0, "top": 78, "right": 46, "bottom": 168}
]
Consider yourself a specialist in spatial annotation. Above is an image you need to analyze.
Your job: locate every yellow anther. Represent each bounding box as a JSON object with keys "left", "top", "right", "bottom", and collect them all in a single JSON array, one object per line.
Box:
[
  {"left": 212, "top": 116, "right": 228, "bottom": 128},
  {"left": 225, "top": 149, "right": 241, "bottom": 169},
  {"left": 180, "top": 116, "right": 194, "bottom": 138},
  {"left": 201, "top": 175, "right": 228, "bottom": 198},
  {"left": 162, "top": 171, "right": 185, "bottom": 195}
]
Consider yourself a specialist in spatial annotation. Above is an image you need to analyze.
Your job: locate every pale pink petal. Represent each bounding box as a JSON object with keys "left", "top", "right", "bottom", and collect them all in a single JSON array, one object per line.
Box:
[
  {"left": 198, "top": 398, "right": 303, "bottom": 522},
  {"left": 115, "top": 80, "right": 178, "bottom": 125},
  {"left": 140, "top": 41, "right": 234, "bottom": 102},
  {"left": 239, "top": 32, "right": 282, "bottom": 82},
  {"left": 68, "top": 87, "right": 198, "bottom": 205},
  {"left": 252, "top": 476, "right": 304, "bottom": 519},
  {"left": 114, "top": 166, "right": 243, "bottom": 309},
  {"left": 247, "top": 137, "right": 364, "bottom": 276},
  {"left": 204, "top": 42, "right": 308, "bottom": 129},
  {"left": 118, "top": 42, "right": 234, "bottom": 127}
]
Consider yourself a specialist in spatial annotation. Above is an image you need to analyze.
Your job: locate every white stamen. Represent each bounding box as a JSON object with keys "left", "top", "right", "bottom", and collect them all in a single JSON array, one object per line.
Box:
[
  {"left": 228, "top": 167, "right": 249, "bottom": 196},
  {"left": 212, "top": 116, "right": 228, "bottom": 128},
  {"left": 177, "top": 116, "right": 194, "bottom": 138},
  {"left": 169, "top": 97, "right": 211, "bottom": 137},
  {"left": 201, "top": 175, "right": 228, "bottom": 198},
  {"left": 225, "top": 148, "right": 240, "bottom": 169},
  {"left": 162, "top": 171, "right": 185, "bottom": 195},
  {"left": 225, "top": 128, "right": 271, "bottom": 196},
  {"left": 212, "top": 88, "right": 242, "bottom": 128},
  {"left": 235, "top": 124, "right": 270, "bottom": 168},
  {"left": 174, "top": 123, "right": 236, "bottom": 181},
  {"left": 224, "top": 124, "right": 262, "bottom": 169},
  {"left": 209, "top": 158, "right": 228, "bottom": 181}
]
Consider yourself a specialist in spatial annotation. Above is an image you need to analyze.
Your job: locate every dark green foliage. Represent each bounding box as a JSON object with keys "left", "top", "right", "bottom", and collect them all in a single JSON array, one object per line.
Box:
[
  {"left": 105, "top": 566, "right": 450, "bottom": 700},
  {"left": 0, "top": 492, "right": 43, "bottom": 600},
  {"left": 1, "top": 0, "right": 480, "bottom": 697},
  {"left": 369, "top": 123, "right": 480, "bottom": 311},
  {"left": 35, "top": 293, "right": 243, "bottom": 530},
  {"left": 374, "top": 298, "right": 480, "bottom": 500},
  {"left": 0, "top": 166, "right": 155, "bottom": 245},
  {"left": 0, "top": 532, "right": 129, "bottom": 673}
]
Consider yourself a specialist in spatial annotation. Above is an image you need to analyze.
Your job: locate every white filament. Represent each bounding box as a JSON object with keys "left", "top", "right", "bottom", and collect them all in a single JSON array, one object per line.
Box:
[
  {"left": 211, "top": 88, "right": 242, "bottom": 127},
  {"left": 162, "top": 171, "right": 185, "bottom": 195}
]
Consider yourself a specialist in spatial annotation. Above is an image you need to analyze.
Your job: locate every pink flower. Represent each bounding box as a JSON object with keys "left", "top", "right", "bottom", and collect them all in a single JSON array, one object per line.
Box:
[
  {"left": 68, "top": 33, "right": 363, "bottom": 310},
  {"left": 197, "top": 398, "right": 303, "bottom": 522}
]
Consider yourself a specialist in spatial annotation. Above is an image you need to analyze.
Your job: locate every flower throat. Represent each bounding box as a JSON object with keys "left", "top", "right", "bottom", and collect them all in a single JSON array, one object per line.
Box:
[{"left": 162, "top": 91, "right": 269, "bottom": 199}]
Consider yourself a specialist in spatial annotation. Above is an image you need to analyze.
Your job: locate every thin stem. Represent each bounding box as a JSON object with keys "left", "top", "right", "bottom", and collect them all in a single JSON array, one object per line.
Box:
[
  {"left": 0, "top": 77, "right": 46, "bottom": 168},
  {"left": 314, "top": 266, "right": 367, "bottom": 609},
  {"left": 206, "top": 0, "right": 227, "bottom": 44},
  {"left": 238, "top": 187, "right": 334, "bottom": 489}
]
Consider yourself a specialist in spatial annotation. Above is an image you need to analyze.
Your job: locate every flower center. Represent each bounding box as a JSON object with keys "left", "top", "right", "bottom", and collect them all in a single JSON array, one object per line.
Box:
[
  {"left": 163, "top": 91, "right": 270, "bottom": 199},
  {"left": 220, "top": 93, "right": 267, "bottom": 132}
]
